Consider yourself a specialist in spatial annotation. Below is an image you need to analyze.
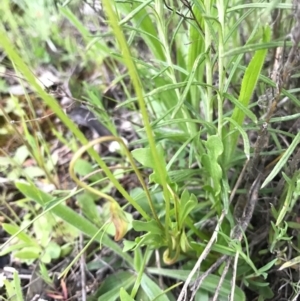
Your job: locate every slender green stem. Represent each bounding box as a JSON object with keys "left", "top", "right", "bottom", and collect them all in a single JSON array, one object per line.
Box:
[
  {"left": 204, "top": 0, "right": 213, "bottom": 123},
  {"left": 217, "top": 0, "right": 225, "bottom": 136}
]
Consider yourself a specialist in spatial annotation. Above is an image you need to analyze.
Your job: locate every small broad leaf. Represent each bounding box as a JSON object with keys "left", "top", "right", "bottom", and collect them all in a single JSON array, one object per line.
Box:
[
  {"left": 202, "top": 135, "right": 223, "bottom": 195},
  {"left": 14, "top": 145, "right": 30, "bottom": 165},
  {"left": 134, "top": 233, "right": 166, "bottom": 249},
  {"left": 33, "top": 215, "right": 53, "bottom": 246},
  {"left": 41, "top": 252, "right": 51, "bottom": 264},
  {"left": 120, "top": 288, "right": 135, "bottom": 301},
  {"left": 206, "top": 134, "right": 224, "bottom": 159},
  {"left": 123, "top": 240, "right": 137, "bottom": 252},
  {"left": 149, "top": 171, "right": 171, "bottom": 185},
  {"left": 132, "top": 147, "right": 155, "bottom": 168},
  {"left": 2, "top": 224, "right": 35, "bottom": 245},
  {"left": 23, "top": 166, "right": 46, "bottom": 178},
  {"left": 133, "top": 220, "right": 163, "bottom": 235},
  {"left": 74, "top": 159, "right": 94, "bottom": 177},
  {"left": 180, "top": 189, "right": 190, "bottom": 204},
  {"left": 14, "top": 247, "right": 41, "bottom": 260},
  {"left": 180, "top": 230, "right": 191, "bottom": 253},
  {"left": 44, "top": 241, "right": 61, "bottom": 260},
  {"left": 132, "top": 144, "right": 166, "bottom": 169},
  {"left": 178, "top": 194, "right": 197, "bottom": 228},
  {"left": 77, "top": 192, "right": 102, "bottom": 226}
]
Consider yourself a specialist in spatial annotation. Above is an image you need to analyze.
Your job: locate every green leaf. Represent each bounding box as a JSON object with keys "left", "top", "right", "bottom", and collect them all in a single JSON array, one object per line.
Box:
[
  {"left": 44, "top": 241, "right": 61, "bottom": 260},
  {"left": 13, "top": 145, "right": 30, "bottom": 165},
  {"left": 133, "top": 220, "right": 163, "bottom": 235},
  {"left": 77, "top": 192, "right": 102, "bottom": 226},
  {"left": 33, "top": 215, "right": 53, "bottom": 246},
  {"left": 149, "top": 171, "right": 171, "bottom": 185},
  {"left": 96, "top": 271, "right": 136, "bottom": 301},
  {"left": 133, "top": 248, "right": 143, "bottom": 273},
  {"left": 257, "top": 258, "right": 277, "bottom": 274},
  {"left": 178, "top": 193, "right": 197, "bottom": 228},
  {"left": 120, "top": 288, "right": 135, "bottom": 301},
  {"left": 225, "top": 93, "right": 258, "bottom": 125},
  {"left": 74, "top": 159, "right": 94, "bottom": 177},
  {"left": 41, "top": 253, "right": 51, "bottom": 264},
  {"left": 168, "top": 169, "right": 204, "bottom": 183},
  {"left": 0, "top": 156, "right": 11, "bottom": 167},
  {"left": 202, "top": 135, "right": 223, "bottom": 195},
  {"left": 23, "top": 166, "right": 46, "bottom": 178},
  {"left": 117, "top": 0, "right": 164, "bottom": 59},
  {"left": 247, "top": 279, "right": 274, "bottom": 299},
  {"left": 133, "top": 233, "right": 166, "bottom": 250},
  {"left": 0, "top": 243, "right": 29, "bottom": 256},
  {"left": 180, "top": 230, "right": 191, "bottom": 253},
  {"left": 224, "top": 117, "right": 250, "bottom": 160},
  {"left": 14, "top": 247, "right": 41, "bottom": 260},
  {"left": 15, "top": 182, "right": 133, "bottom": 266},
  {"left": 141, "top": 274, "right": 170, "bottom": 301},
  {"left": 4, "top": 270, "right": 24, "bottom": 301},
  {"left": 147, "top": 268, "right": 246, "bottom": 301},
  {"left": 132, "top": 145, "right": 164, "bottom": 169},
  {"left": 2, "top": 224, "right": 35, "bottom": 245},
  {"left": 262, "top": 131, "right": 300, "bottom": 188},
  {"left": 225, "top": 24, "right": 270, "bottom": 163},
  {"left": 131, "top": 148, "right": 154, "bottom": 168},
  {"left": 123, "top": 240, "right": 138, "bottom": 252},
  {"left": 206, "top": 135, "right": 224, "bottom": 159},
  {"left": 13, "top": 271, "right": 24, "bottom": 301}
]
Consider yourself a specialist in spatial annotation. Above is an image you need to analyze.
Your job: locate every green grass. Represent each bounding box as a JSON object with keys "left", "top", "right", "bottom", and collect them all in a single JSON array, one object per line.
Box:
[{"left": 0, "top": 0, "right": 300, "bottom": 300}]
